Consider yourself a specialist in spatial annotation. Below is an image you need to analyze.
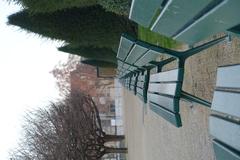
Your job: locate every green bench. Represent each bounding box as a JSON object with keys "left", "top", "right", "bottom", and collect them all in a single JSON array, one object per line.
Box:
[
  {"left": 117, "top": 34, "right": 227, "bottom": 127},
  {"left": 209, "top": 64, "right": 240, "bottom": 160},
  {"left": 129, "top": 73, "right": 138, "bottom": 94},
  {"left": 146, "top": 36, "right": 225, "bottom": 127},
  {"left": 129, "top": 0, "right": 240, "bottom": 44}
]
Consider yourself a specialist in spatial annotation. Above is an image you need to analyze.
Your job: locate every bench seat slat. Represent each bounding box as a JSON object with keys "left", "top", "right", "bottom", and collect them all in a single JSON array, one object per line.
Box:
[
  {"left": 216, "top": 65, "right": 240, "bottom": 88},
  {"left": 212, "top": 90, "right": 240, "bottom": 118},
  {"left": 150, "top": 69, "right": 183, "bottom": 83},
  {"left": 212, "top": 140, "right": 240, "bottom": 160},
  {"left": 176, "top": 0, "right": 240, "bottom": 44},
  {"left": 148, "top": 93, "right": 179, "bottom": 112},
  {"left": 129, "top": 0, "right": 164, "bottom": 28},
  {"left": 148, "top": 83, "right": 179, "bottom": 96},
  {"left": 125, "top": 42, "right": 149, "bottom": 65},
  {"left": 152, "top": 0, "right": 212, "bottom": 37},
  {"left": 117, "top": 35, "right": 135, "bottom": 60},
  {"left": 209, "top": 116, "right": 240, "bottom": 152},
  {"left": 149, "top": 102, "right": 182, "bottom": 127}
]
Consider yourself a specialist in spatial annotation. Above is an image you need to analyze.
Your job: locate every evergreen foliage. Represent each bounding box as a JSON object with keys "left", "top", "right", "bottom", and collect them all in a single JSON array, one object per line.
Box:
[
  {"left": 58, "top": 44, "right": 117, "bottom": 64},
  {"left": 9, "top": 0, "right": 97, "bottom": 13},
  {"left": 98, "top": 0, "right": 131, "bottom": 16},
  {"left": 81, "top": 58, "right": 117, "bottom": 68},
  {"left": 8, "top": 5, "right": 137, "bottom": 49},
  {"left": 8, "top": 0, "right": 131, "bottom": 16}
]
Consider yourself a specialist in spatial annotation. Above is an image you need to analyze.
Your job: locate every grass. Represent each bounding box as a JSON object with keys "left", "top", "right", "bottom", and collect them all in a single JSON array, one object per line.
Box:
[{"left": 138, "top": 25, "right": 180, "bottom": 49}]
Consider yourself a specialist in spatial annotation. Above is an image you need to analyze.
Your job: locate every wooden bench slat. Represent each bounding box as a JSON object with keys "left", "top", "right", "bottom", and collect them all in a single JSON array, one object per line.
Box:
[
  {"left": 129, "top": 0, "right": 164, "bottom": 28},
  {"left": 151, "top": 0, "right": 212, "bottom": 37},
  {"left": 150, "top": 69, "right": 183, "bottom": 83},
  {"left": 209, "top": 116, "right": 240, "bottom": 152},
  {"left": 212, "top": 90, "right": 240, "bottom": 118},
  {"left": 148, "top": 93, "right": 179, "bottom": 112},
  {"left": 117, "top": 35, "right": 135, "bottom": 60},
  {"left": 134, "top": 49, "right": 159, "bottom": 67},
  {"left": 125, "top": 42, "right": 149, "bottom": 64},
  {"left": 216, "top": 65, "right": 240, "bottom": 88},
  {"left": 212, "top": 140, "right": 240, "bottom": 160},
  {"left": 148, "top": 83, "right": 179, "bottom": 96},
  {"left": 175, "top": 0, "right": 240, "bottom": 44},
  {"left": 149, "top": 102, "right": 182, "bottom": 127}
]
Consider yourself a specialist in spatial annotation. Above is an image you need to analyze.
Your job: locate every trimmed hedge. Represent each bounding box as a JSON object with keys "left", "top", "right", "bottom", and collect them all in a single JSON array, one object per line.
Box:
[
  {"left": 9, "top": 0, "right": 97, "bottom": 13},
  {"left": 58, "top": 44, "right": 117, "bottom": 64},
  {"left": 81, "top": 58, "right": 117, "bottom": 68},
  {"left": 9, "top": 0, "right": 131, "bottom": 16},
  {"left": 8, "top": 5, "right": 137, "bottom": 49}
]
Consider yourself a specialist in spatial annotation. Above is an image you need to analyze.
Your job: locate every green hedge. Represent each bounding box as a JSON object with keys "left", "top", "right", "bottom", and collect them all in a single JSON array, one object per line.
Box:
[
  {"left": 58, "top": 44, "right": 117, "bottom": 64},
  {"left": 9, "top": 0, "right": 97, "bottom": 13},
  {"left": 9, "top": 0, "right": 131, "bottom": 16},
  {"left": 8, "top": 5, "right": 137, "bottom": 49},
  {"left": 81, "top": 58, "right": 117, "bottom": 68}
]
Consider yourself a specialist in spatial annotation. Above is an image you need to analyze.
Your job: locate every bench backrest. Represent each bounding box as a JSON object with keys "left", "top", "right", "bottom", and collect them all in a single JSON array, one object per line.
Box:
[
  {"left": 117, "top": 34, "right": 163, "bottom": 78},
  {"left": 148, "top": 68, "right": 184, "bottom": 127},
  {"left": 209, "top": 64, "right": 240, "bottom": 160},
  {"left": 130, "top": 74, "right": 138, "bottom": 94},
  {"left": 175, "top": 0, "right": 240, "bottom": 44},
  {"left": 130, "top": 0, "right": 240, "bottom": 44},
  {"left": 129, "top": 0, "right": 164, "bottom": 28}
]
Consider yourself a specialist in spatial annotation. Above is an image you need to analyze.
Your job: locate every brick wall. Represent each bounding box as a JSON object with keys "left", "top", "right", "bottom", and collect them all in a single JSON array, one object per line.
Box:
[{"left": 70, "top": 63, "right": 115, "bottom": 114}]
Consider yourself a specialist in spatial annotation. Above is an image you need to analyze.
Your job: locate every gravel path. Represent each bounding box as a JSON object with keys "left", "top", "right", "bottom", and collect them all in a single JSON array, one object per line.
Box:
[{"left": 122, "top": 36, "right": 240, "bottom": 160}]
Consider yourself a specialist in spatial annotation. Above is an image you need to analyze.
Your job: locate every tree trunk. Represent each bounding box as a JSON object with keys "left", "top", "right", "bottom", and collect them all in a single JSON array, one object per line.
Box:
[
  {"left": 104, "top": 146, "right": 127, "bottom": 154},
  {"left": 103, "top": 134, "right": 125, "bottom": 142}
]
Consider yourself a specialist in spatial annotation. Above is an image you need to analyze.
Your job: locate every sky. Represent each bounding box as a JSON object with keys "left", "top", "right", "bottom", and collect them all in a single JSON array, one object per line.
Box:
[{"left": 0, "top": 1, "right": 69, "bottom": 159}]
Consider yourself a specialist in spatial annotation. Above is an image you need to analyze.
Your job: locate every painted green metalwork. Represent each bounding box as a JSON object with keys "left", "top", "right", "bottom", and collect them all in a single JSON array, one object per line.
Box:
[{"left": 117, "top": 34, "right": 228, "bottom": 127}]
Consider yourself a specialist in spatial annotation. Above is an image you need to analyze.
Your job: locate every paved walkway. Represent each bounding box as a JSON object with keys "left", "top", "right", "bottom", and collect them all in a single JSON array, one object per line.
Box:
[{"left": 122, "top": 36, "right": 240, "bottom": 160}]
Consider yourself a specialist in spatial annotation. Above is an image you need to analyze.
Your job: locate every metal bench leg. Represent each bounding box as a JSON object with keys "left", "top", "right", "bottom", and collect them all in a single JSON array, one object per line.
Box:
[
  {"left": 181, "top": 35, "right": 228, "bottom": 59},
  {"left": 180, "top": 90, "right": 211, "bottom": 108}
]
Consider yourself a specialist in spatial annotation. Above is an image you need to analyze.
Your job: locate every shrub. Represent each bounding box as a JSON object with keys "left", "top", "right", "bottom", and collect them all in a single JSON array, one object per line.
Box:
[
  {"left": 8, "top": 5, "right": 137, "bottom": 49},
  {"left": 58, "top": 44, "right": 117, "bottom": 64}
]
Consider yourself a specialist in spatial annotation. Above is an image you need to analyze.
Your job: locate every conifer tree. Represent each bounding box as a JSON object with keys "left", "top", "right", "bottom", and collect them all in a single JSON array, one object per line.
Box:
[{"left": 8, "top": 5, "right": 137, "bottom": 49}]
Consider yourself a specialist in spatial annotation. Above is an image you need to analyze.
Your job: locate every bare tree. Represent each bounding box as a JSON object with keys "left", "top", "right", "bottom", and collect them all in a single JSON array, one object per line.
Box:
[
  {"left": 10, "top": 91, "right": 126, "bottom": 160},
  {"left": 51, "top": 54, "right": 80, "bottom": 96}
]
